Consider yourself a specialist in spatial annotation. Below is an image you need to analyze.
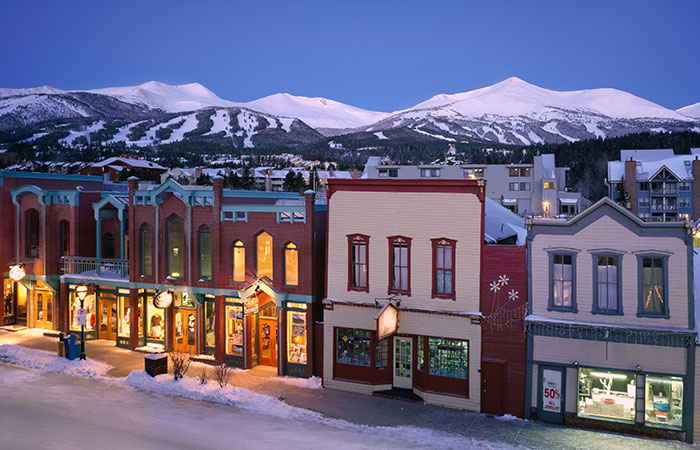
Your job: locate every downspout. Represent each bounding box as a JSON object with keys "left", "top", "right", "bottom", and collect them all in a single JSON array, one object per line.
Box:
[
  {"left": 41, "top": 204, "right": 46, "bottom": 274},
  {"left": 187, "top": 206, "right": 191, "bottom": 285}
]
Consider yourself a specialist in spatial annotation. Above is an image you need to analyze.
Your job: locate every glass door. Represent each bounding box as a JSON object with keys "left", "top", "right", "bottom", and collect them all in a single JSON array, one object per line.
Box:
[
  {"left": 98, "top": 298, "right": 117, "bottom": 340},
  {"left": 539, "top": 365, "right": 566, "bottom": 424},
  {"left": 173, "top": 308, "right": 198, "bottom": 354},
  {"left": 34, "top": 290, "right": 53, "bottom": 330},
  {"left": 393, "top": 336, "right": 412, "bottom": 389}
]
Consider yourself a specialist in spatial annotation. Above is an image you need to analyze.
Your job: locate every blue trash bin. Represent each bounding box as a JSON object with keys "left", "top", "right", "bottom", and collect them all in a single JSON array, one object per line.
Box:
[{"left": 64, "top": 334, "right": 79, "bottom": 361}]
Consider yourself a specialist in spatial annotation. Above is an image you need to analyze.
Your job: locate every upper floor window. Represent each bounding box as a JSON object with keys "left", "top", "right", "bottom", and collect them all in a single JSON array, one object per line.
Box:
[
  {"left": 432, "top": 238, "right": 456, "bottom": 299},
  {"left": 378, "top": 168, "right": 398, "bottom": 178},
  {"left": 25, "top": 209, "right": 40, "bottom": 258},
  {"left": 509, "top": 182, "right": 531, "bottom": 191},
  {"left": 509, "top": 167, "right": 531, "bottom": 177},
  {"left": 549, "top": 253, "right": 576, "bottom": 311},
  {"left": 638, "top": 256, "right": 668, "bottom": 317},
  {"left": 638, "top": 182, "right": 650, "bottom": 191},
  {"left": 102, "top": 233, "right": 115, "bottom": 259},
  {"left": 679, "top": 197, "right": 691, "bottom": 208},
  {"left": 284, "top": 242, "right": 298, "bottom": 286},
  {"left": 420, "top": 168, "right": 441, "bottom": 178},
  {"left": 639, "top": 197, "right": 650, "bottom": 208},
  {"left": 463, "top": 168, "right": 484, "bottom": 179},
  {"left": 232, "top": 240, "right": 245, "bottom": 283},
  {"left": 140, "top": 224, "right": 152, "bottom": 277},
  {"left": 543, "top": 181, "right": 556, "bottom": 190},
  {"left": 388, "top": 236, "right": 411, "bottom": 295},
  {"left": 198, "top": 225, "right": 212, "bottom": 281},
  {"left": 256, "top": 232, "right": 273, "bottom": 281},
  {"left": 166, "top": 216, "right": 184, "bottom": 278},
  {"left": 679, "top": 182, "right": 691, "bottom": 192},
  {"left": 59, "top": 220, "right": 70, "bottom": 257},
  {"left": 593, "top": 255, "right": 622, "bottom": 314},
  {"left": 348, "top": 234, "right": 369, "bottom": 292}
]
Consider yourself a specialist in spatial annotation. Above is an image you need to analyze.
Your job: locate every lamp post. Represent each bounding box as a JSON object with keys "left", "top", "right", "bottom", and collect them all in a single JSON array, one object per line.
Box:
[{"left": 75, "top": 284, "right": 89, "bottom": 360}]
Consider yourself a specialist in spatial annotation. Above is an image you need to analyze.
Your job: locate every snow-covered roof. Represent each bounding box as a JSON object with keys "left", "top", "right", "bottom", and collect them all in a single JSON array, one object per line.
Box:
[
  {"left": 484, "top": 197, "right": 526, "bottom": 245},
  {"left": 608, "top": 153, "right": 696, "bottom": 182},
  {"left": 92, "top": 157, "right": 166, "bottom": 170},
  {"left": 620, "top": 149, "right": 675, "bottom": 162}
]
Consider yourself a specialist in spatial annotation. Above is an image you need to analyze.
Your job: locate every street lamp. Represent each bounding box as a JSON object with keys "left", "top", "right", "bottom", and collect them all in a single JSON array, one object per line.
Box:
[{"left": 75, "top": 284, "right": 90, "bottom": 360}]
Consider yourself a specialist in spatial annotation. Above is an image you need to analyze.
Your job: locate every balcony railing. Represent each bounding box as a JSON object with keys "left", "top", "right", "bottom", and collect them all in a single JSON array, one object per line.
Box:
[
  {"left": 60, "top": 256, "right": 128, "bottom": 280},
  {"left": 651, "top": 188, "right": 677, "bottom": 195},
  {"left": 650, "top": 204, "right": 677, "bottom": 212}
]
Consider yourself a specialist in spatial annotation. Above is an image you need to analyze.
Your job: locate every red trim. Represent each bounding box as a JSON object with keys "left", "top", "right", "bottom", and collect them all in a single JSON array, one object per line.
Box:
[
  {"left": 347, "top": 234, "right": 370, "bottom": 292},
  {"left": 431, "top": 238, "right": 457, "bottom": 300},
  {"left": 387, "top": 235, "right": 411, "bottom": 296}
]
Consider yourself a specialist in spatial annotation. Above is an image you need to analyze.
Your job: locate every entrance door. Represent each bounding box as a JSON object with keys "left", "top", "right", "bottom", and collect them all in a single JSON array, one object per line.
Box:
[
  {"left": 98, "top": 299, "right": 117, "bottom": 340},
  {"left": 482, "top": 361, "right": 505, "bottom": 415},
  {"left": 538, "top": 365, "right": 566, "bottom": 424},
  {"left": 174, "top": 308, "right": 197, "bottom": 354},
  {"left": 258, "top": 319, "right": 278, "bottom": 367},
  {"left": 393, "top": 336, "right": 412, "bottom": 389},
  {"left": 34, "top": 291, "right": 53, "bottom": 330}
]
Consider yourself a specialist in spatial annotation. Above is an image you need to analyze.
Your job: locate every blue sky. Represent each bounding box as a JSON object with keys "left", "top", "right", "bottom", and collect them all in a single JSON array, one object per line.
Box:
[{"left": 2, "top": 0, "right": 699, "bottom": 112}]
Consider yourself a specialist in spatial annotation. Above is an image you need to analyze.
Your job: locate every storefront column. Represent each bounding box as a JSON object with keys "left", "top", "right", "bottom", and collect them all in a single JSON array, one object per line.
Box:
[
  {"left": 59, "top": 282, "right": 68, "bottom": 333},
  {"left": 129, "top": 289, "right": 139, "bottom": 350},
  {"left": 278, "top": 306, "right": 285, "bottom": 376},
  {"left": 95, "top": 218, "right": 102, "bottom": 259},
  {"left": 215, "top": 295, "right": 224, "bottom": 364},
  {"left": 119, "top": 217, "right": 125, "bottom": 260}
]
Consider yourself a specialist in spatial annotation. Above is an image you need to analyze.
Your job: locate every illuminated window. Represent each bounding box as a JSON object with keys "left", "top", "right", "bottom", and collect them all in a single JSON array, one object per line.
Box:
[
  {"left": 198, "top": 225, "right": 211, "bottom": 280},
  {"left": 285, "top": 242, "right": 298, "bottom": 286},
  {"left": 577, "top": 368, "right": 635, "bottom": 423},
  {"left": 428, "top": 337, "right": 468, "bottom": 379},
  {"left": 593, "top": 255, "right": 621, "bottom": 314},
  {"left": 543, "top": 181, "right": 556, "bottom": 189},
  {"left": 645, "top": 376, "right": 683, "bottom": 429},
  {"left": 140, "top": 224, "right": 152, "bottom": 277},
  {"left": 336, "top": 328, "right": 371, "bottom": 366},
  {"left": 232, "top": 240, "right": 245, "bottom": 283},
  {"left": 167, "top": 216, "right": 184, "bottom": 278},
  {"left": 639, "top": 256, "right": 667, "bottom": 316},
  {"left": 287, "top": 309, "right": 307, "bottom": 364},
  {"left": 256, "top": 232, "right": 273, "bottom": 281}
]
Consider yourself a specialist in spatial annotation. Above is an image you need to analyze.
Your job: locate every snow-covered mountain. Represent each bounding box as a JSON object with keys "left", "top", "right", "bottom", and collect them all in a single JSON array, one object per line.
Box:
[
  {"left": 0, "top": 86, "right": 65, "bottom": 98},
  {"left": 363, "top": 77, "right": 697, "bottom": 145},
  {"left": 245, "top": 93, "right": 388, "bottom": 130},
  {"left": 678, "top": 101, "right": 700, "bottom": 119}
]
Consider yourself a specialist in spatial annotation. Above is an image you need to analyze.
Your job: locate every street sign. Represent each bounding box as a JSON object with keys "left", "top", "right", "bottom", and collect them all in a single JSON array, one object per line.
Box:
[{"left": 77, "top": 308, "right": 87, "bottom": 326}]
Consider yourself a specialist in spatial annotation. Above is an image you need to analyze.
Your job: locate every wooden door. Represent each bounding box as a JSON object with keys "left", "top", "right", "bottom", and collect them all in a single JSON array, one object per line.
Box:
[
  {"left": 174, "top": 308, "right": 198, "bottom": 354},
  {"left": 482, "top": 361, "right": 505, "bottom": 415},
  {"left": 34, "top": 291, "right": 53, "bottom": 330},
  {"left": 258, "top": 319, "right": 277, "bottom": 367},
  {"left": 393, "top": 336, "right": 412, "bottom": 389},
  {"left": 99, "top": 299, "right": 117, "bottom": 340}
]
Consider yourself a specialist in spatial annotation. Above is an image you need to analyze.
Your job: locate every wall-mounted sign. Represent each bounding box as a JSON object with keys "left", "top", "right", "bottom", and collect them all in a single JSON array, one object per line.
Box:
[
  {"left": 153, "top": 290, "right": 173, "bottom": 309},
  {"left": 375, "top": 303, "right": 399, "bottom": 340},
  {"left": 244, "top": 297, "right": 259, "bottom": 316},
  {"left": 9, "top": 265, "right": 25, "bottom": 282}
]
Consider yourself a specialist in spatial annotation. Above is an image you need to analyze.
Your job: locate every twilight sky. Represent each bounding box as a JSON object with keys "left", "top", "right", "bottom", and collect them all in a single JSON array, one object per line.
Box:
[{"left": 2, "top": 0, "right": 699, "bottom": 112}]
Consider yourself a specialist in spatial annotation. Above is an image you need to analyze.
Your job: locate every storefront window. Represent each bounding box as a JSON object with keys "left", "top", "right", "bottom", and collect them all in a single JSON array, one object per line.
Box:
[
  {"left": 146, "top": 295, "right": 164, "bottom": 340},
  {"left": 336, "top": 328, "right": 371, "bottom": 366},
  {"left": 175, "top": 292, "right": 196, "bottom": 308},
  {"left": 287, "top": 310, "right": 307, "bottom": 364},
  {"left": 3, "top": 279, "right": 12, "bottom": 317},
  {"left": 428, "top": 338, "right": 468, "bottom": 379},
  {"left": 70, "top": 291, "right": 95, "bottom": 331},
  {"left": 577, "top": 368, "right": 636, "bottom": 423},
  {"left": 233, "top": 240, "right": 245, "bottom": 283},
  {"left": 226, "top": 305, "right": 243, "bottom": 356},
  {"left": 17, "top": 283, "right": 27, "bottom": 319},
  {"left": 376, "top": 338, "right": 388, "bottom": 367},
  {"left": 118, "top": 296, "right": 131, "bottom": 337},
  {"left": 645, "top": 375, "right": 683, "bottom": 429},
  {"left": 256, "top": 232, "right": 273, "bottom": 281},
  {"left": 417, "top": 337, "right": 424, "bottom": 372},
  {"left": 204, "top": 295, "right": 216, "bottom": 348}
]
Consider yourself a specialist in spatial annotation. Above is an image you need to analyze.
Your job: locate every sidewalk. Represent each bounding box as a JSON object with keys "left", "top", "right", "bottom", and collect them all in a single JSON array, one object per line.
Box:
[{"left": 0, "top": 329, "right": 691, "bottom": 450}]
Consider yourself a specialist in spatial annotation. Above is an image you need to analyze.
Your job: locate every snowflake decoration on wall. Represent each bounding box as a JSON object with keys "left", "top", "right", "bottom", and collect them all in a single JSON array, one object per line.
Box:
[
  {"left": 489, "top": 280, "right": 501, "bottom": 292},
  {"left": 508, "top": 289, "right": 519, "bottom": 301},
  {"left": 498, "top": 275, "right": 509, "bottom": 286}
]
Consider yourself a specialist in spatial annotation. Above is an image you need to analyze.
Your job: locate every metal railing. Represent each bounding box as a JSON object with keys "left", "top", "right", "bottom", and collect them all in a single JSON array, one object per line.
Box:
[
  {"left": 651, "top": 188, "right": 677, "bottom": 195},
  {"left": 60, "top": 256, "right": 129, "bottom": 279},
  {"left": 650, "top": 203, "right": 677, "bottom": 212}
]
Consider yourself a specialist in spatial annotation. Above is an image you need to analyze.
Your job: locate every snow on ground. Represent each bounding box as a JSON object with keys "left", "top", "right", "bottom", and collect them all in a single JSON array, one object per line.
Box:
[
  {"left": 277, "top": 375, "right": 322, "bottom": 389},
  {"left": 205, "top": 109, "right": 232, "bottom": 136},
  {"left": 279, "top": 117, "right": 294, "bottom": 132},
  {"left": 411, "top": 127, "right": 457, "bottom": 142},
  {"left": 59, "top": 120, "right": 104, "bottom": 145},
  {"left": 107, "top": 120, "right": 145, "bottom": 144},
  {"left": 237, "top": 111, "right": 258, "bottom": 147},
  {"left": 374, "top": 131, "right": 388, "bottom": 140},
  {"left": 0, "top": 344, "right": 111, "bottom": 378}
]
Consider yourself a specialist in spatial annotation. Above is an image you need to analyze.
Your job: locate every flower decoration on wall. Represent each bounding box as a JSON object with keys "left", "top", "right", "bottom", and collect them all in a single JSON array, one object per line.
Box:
[{"left": 508, "top": 289, "right": 519, "bottom": 302}]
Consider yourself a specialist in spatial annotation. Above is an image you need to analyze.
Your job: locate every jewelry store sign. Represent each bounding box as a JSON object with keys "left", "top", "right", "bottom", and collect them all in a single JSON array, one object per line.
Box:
[
  {"left": 542, "top": 369, "right": 562, "bottom": 413},
  {"left": 375, "top": 303, "right": 399, "bottom": 340}
]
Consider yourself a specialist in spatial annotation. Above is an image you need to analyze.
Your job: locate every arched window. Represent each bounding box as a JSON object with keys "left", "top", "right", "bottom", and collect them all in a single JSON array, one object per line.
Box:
[
  {"left": 59, "top": 220, "right": 70, "bottom": 257},
  {"left": 256, "top": 232, "right": 273, "bottom": 281},
  {"left": 199, "top": 225, "right": 212, "bottom": 281},
  {"left": 233, "top": 240, "right": 245, "bottom": 283},
  {"left": 284, "top": 242, "right": 298, "bottom": 286},
  {"left": 140, "top": 224, "right": 152, "bottom": 277},
  {"left": 167, "top": 216, "right": 184, "bottom": 278},
  {"left": 25, "top": 209, "right": 40, "bottom": 258},
  {"left": 102, "top": 233, "right": 115, "bottom": 259}
]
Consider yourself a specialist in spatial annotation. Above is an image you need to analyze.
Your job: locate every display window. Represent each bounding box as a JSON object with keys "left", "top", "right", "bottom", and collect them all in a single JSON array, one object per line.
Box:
[
  {"left": 428, "top": 338, "right": 468, "bottom": 379},
  {"left": 645, "top": 375, "right": 683, "bottom": 429},
  {"left": 577, "top": 368, "right": 636, "bottom": 423},
  {"left": 226, "top": 305, "right": 244, "bottom": 356},
  {"left": 203, "top": 295, "right": 216, "bottom": 349},
  {"left": 118, "top": 296, "right": 131, "bottom": 337},
  {"left": 376, "top": 338, "right": 388, "bottom": 367},
  {"left": 16, "top": 282, "right": 27, "bottom": 320},
  {"left": 146, "top": 295, "right": 165, "bottom": 341},
  {"left": 287, "top": 309, "right": 307, "bottom": 364},
  {"left": 336, "top": 328, "right": 371, "bottom": 366},
  {"left": 4, "top": 279, "right": 13, "bottom": 317},
  {"left": 70, "top": 290, "right": 95, "bottom": 331}
]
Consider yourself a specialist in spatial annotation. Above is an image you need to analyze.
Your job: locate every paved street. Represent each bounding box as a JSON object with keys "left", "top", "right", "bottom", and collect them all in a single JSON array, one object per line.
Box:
[{"left": 0, "top": 330, "right": 693, "bottom": 449}]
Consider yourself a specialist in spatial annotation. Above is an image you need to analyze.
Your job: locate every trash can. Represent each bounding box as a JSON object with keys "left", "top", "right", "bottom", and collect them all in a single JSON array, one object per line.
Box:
[
  {"left": 145, "top": 353, "right": 168, "bottom": 377},
  {"left": 57, "top": 333, "right": 65, "bottom": 358},
  {"left": 63, "top": 334, "right": 80, "bottom": 361}
]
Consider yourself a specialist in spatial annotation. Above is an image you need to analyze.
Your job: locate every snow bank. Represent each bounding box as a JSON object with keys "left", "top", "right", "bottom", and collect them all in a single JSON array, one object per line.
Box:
[
  {"left": 0, "top": 345, "right": 112, "bottom": 378},
  {"left": 277, "top": 375, "right": 322, "bottom": 389}
]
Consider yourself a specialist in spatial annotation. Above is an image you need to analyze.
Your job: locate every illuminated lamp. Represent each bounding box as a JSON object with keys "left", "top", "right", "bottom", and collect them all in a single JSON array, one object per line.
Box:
[
  {"left": 9, "top": 264, "right": 25, "bottom": 282},
  {"left": 75, "top": 284, "right": 89, "bottom": 301}
]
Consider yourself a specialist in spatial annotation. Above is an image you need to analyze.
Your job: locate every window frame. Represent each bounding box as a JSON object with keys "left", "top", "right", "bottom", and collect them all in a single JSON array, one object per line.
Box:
[
  {"left": 198, "top": 225, "right": 212, "bottom": 281},
  {"left": 432, "top": 238, "right": 456, "bottom": 300},
  {"left": 637, "top": 253, "right": 670, "bottom": 318},
  {"left": 591, "top": 252, "right": 623, "bottom": 315},
  {"left": 166, "top": 215, "right": 184, "bottom": 279},
  {"left": 543, "top": 181, "right": 556, "bottom": 190},
  {"left": 232, "top": 240, "right": 246, "bottom": 284},
  {"left": 284, "top": 241, "right": 299, "bottom": 287},
  {"left": 255, "top": 231, "right": 273, "bottom": 282},
  {"left": 25, "top": 208, "right": 40, "bottom": 258},
  {"left": 547, "top": 250, "right": 577, "bottom": 312},
  {"left": 387, "top": 236, "right": 412, "bottom": 296},
  {"left": 59, "top": 220, "right": 70, "bottom": 257},
  {"left": 139, "top": 224, "right": 153, "bottom": 277},
  {"left": 347, "top": 234, "right": 370, "bottom": 292}
]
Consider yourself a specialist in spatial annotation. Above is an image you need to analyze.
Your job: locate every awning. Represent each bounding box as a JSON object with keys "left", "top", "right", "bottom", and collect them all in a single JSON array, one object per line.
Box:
[
  {"left": 501, "top": 198, "right": 518, "bottom": 205},
  {"left": 559, "top": 198, "right": 579, "bottom": 205}
]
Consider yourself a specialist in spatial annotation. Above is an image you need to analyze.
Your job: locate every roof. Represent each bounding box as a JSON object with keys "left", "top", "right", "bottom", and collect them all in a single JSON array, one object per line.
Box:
[
  {"left": 92, "top": 157, "right": 166, "bottom": 170},
  {"left": 484, "top": 197, "right": 526, "bottom": 245},
  {"left": 608, "top": 153, "right": 698, "bottom": 182},
  {"left": 619, "top": 149, "right": 675, "bottom": 162}
]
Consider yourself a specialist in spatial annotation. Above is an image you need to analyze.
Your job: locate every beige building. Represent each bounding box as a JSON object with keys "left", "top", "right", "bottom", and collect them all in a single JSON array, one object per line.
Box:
[
  {"left": 525, "top": 197, "right": 695, "bottom": 443},
  {"left": 322, "top": 179, "right": 485, "bottom": 410}
]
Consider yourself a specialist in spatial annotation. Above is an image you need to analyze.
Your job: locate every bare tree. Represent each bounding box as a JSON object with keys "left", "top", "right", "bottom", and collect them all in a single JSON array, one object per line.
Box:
[
  {"left": 198, "top": 366, "right": 208, "bottom": 385},
  {"left": 213, "top": 363, "right": 233, "bottom": 388},
  {"left": 169, "top": 352, "right": 191, "bottom": 381}
]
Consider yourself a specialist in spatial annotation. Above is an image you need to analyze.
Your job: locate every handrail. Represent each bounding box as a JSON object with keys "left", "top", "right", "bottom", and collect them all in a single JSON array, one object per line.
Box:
[{"left": 60, "top": 256, "right": 128, "bottom": 279}]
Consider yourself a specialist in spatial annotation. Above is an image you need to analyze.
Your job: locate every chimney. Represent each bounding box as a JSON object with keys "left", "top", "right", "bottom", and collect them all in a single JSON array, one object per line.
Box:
[
  {"left": 624, "top": 158, "right": 637, "bottom": 213},
  {"left": 693, "top": 156, "right": 700, "bottom": 221},
  {"left": 213, "top": 176, "right": 224, "bottom": 208}
]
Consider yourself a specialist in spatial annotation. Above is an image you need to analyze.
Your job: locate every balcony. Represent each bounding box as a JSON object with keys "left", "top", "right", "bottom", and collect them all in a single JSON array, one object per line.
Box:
[
  {"left": 60, "top": 256, "right": 129, "bottom": 280},
  {"left": 651, "top": 188, "right": 677, "bottom": 195},
  {"left": 650, "top": 203, "right": 677, "bottom": 212}
]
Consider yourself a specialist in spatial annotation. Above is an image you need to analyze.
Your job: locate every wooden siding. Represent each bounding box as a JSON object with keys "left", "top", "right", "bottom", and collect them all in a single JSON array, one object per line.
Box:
[
  {"left": 327, "top": 190, "right": 482, "bottom": 313},
  {"left": 531, "top": 215, "right": 690, "bottom": 328}
]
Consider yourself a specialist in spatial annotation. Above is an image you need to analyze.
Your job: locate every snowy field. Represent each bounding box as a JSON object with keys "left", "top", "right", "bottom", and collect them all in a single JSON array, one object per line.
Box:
[{"left": 0, "top": 346, "right": 505, "bottom": 450}]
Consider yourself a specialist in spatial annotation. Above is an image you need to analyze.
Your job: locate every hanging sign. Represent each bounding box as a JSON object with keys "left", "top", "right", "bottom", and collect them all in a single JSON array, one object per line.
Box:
[
  {"left": 244, "top": 297, "right": 259, "bottom": 316},
  {"left": 375, "top": 303, "right": 399, "bottom": 340},
  {"left": 77, "top": 308, "right": 87, "bottom": 326},
  {"left": 153, "top": 291, "right": 173, "bottom": 309},
  {"left": 9, "top": 265, "right": 25, "bottom": 282},
  {"left": 542, "top": 369, "right": 562, "bottom": 413}
]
